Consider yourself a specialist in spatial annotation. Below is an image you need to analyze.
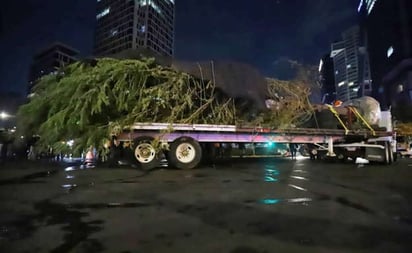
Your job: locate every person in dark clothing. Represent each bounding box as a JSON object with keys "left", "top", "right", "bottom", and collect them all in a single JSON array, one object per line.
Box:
[
  {"left": 289, "top": 143, "right": 297, "bottom": 160},
  {"left": 108, "top": 136, "right": 122, "bottom": 167}
]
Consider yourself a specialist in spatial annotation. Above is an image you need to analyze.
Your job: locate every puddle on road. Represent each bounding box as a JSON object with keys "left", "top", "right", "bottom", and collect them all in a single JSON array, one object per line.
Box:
[
  {"left": 290, "top": 175, "right": 308, "bottom": 181},
  {"left": 288, "top": 184, "right": 308, "bottom": 192},
  {"left": 61, "top": 184, "right": 78, "bottom": 193},
  {"left": 257, "top": 193, "right": 376, "bottom": 216},
  {"left": 0, "top": 200, "right": 104, "bottom": 252},
  {"left": 67, "top": 201, "right": 151, "bottom": 210},
  {"left": 259, "top": 198, "right": 314, "bottom": 205},
  {"left": 335, "top": 196, "right": 376, "bottom": 214},
  {"left": 0, "top": 170, "right": 58, "bottom": 186},
  {"left": 1, "top": 199, "right": 152, "bottom": 251},
  {"left": 264, "top": 165, "right": 279, "bottom": 182}
]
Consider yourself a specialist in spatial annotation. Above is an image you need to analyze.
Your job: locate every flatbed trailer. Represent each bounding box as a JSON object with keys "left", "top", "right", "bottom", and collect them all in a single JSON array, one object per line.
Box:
[{"left": 116, "top": 123, "right": 396, "bottom": 170}]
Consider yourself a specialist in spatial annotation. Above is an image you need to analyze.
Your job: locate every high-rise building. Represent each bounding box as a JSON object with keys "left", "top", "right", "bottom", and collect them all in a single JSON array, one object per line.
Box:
[
  {"left": 358, "top": 0, "right": 412, "bottom": 119},
  {"left": 28, "top": 42, "right": 79, "bottom": 93},
  {"left": 94, "top": 0, "right": 175, "bottom": 57},
  {"left": 318, "top": 53, "right": 336, "bottom": 104},
  {"left": 330, "top": 26, "right": 372, "bottom": 102}
]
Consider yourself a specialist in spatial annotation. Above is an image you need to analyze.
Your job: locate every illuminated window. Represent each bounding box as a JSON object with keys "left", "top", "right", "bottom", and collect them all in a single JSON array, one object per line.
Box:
[
  {"left": 387, "top": 46, "right": 394, "bottom": 58},
  {"left": 397, "top": 84, "right": 404, "bottom": 93},
  {"left": 357, "top": 0, "right": 363, "bottom": 12},
  {"left": 140, "top": 0, "right": 162, "bottom": 15},
  {"left": 358, "top": 0, "right": 377, "bottom": 14},
  {"left": 110, "top": 29, "right": 118, "bottom": 36},
  {"left": 366, "top": 0, "right": 377, "bottom": 15},
  {"left": 96, "top": 7, "right": 110, "bottom": 20}
]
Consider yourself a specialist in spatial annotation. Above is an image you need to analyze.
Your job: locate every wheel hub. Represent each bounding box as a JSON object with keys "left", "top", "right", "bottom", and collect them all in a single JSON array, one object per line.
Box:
[
  {"left": 135, "top": 143, "right": 155, "bottom": 163},
  {"left": 176, "top": 143, "right": 195, "bottom": 163}
]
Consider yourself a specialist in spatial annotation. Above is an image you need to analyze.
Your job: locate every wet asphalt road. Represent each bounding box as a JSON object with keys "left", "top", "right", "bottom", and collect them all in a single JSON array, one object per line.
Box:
[{"left": 1, "top": 158, "right": 412, "bottom": 253}]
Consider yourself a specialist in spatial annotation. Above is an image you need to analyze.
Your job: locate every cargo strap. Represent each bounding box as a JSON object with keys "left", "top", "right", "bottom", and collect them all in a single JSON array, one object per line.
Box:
[
  {"left": 348, "top": 107, "right": 376, "bottom": 136},
  {"left": 326, "top": 105, "right": 349, "bottom": 135}
]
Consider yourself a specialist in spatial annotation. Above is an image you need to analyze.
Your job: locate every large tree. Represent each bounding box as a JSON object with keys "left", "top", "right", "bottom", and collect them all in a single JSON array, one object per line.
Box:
[{"left": 17, "top": 57, "right": 313, "bottom": 156}]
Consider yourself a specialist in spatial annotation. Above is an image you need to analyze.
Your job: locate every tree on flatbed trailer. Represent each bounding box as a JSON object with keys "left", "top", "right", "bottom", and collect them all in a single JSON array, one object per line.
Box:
[
  {"left": 17, "top": 58, "right": 314, "bottom": 157},
  {"left": 396, "top": 123, "right": 412, "bottom": 136}
]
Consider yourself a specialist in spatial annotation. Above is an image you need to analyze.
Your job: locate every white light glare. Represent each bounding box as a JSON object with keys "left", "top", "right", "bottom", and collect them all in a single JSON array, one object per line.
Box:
[
  {"left": 67, "top": 140, "right": 75, "bottom": 147},
  {"left": 358, "top": 0, "right": 364, "bottom": 12},
  {"left": 96, "top": 7, "right": 110, "bottom": 19},
  {"left": 0, "top": 111, "right": 10, "bottom": 119},
  {"left": 387, "top": 46, "right": 394, "bottom": 58}
]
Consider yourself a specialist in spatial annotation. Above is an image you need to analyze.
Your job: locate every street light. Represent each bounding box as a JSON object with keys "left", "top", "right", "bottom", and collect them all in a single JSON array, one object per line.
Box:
[
  {"left": 0, "top": 111, "right": 15, "bottom": 120},
  {"left": 0, "top": 111, "right": 11, "bottom": 119}
]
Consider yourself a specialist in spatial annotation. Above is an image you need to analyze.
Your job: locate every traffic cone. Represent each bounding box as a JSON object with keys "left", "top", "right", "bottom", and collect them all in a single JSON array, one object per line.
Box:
[{"left": 84, "top": 149, "right": 95, "bottom": 168}]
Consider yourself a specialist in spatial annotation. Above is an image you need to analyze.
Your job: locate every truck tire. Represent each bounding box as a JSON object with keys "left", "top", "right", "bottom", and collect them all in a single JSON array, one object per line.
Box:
[
  {"left": 133, "top": 136, "right": 160, "bottom": 171},
  {"left": 384, "top": 141, "right": 392, "bottom": 165},
  {"left": 168, "top": 137, "right": 202, "bottom": 170}
]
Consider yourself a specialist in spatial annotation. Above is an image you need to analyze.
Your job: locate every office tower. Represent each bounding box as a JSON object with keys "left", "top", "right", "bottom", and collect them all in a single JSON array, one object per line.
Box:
[
  {"left": 318, "top": 53, "right": 336, "bottom": 104},
  {"left": 330, "top": 26, "right": 371, "bottom": 102},
  {"left": 28, "top": 42, "right": 79, "bottom": 92},
  {"left": 358, "top": 0, "right": 412, "bottom": 119},
  {"left": 94, "top": 0, "right": 175, "bottom": 57}
]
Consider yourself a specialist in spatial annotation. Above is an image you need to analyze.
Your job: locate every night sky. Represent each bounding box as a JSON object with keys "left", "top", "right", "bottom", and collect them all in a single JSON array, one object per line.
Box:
[{"left": 0, "top": 0, "right": 360, "bottom": 97}]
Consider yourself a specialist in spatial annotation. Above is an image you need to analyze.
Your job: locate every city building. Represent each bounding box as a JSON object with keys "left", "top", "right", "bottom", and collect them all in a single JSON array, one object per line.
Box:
[
  {"left": 28, "top": 42, "right": 79, "bottom": 92},
  {"left": 319, "top": 53, "right": 336, "bottom": 104},
  {"left": 94, "top": 0, "right": 175, "bottom": 57},
  {"left": 330, "top": 26, "right": 372, "bottom": 102},
  {"left": 358, "top": 0, "right": 412, "bottom": 119}
]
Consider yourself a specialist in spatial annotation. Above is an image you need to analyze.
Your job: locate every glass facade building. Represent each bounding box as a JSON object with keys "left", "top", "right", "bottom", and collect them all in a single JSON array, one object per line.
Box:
[
  {"left": 359, "top": 0, "right": 412, "bottom": 118},
  {"left": 330, "top": 26, "right": 371, "bottom": 102},
  {"left": 94, "top": 0, "right": 175, "bottom": 57},
  {"left": 28, "top": 42, "right": 79, "bottom": 92}
]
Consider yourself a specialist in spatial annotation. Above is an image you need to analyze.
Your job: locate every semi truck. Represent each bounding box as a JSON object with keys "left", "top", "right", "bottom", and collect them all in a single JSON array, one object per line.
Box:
[{"left": 116, "top": 105, "right": 396, "bottom": 170}]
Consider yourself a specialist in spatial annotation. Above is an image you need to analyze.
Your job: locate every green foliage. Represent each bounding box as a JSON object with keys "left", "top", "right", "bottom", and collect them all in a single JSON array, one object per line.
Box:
[
  {"left": 17, "top": 58, "right": 313, "bottom": 156},
  {"left": 262, "top": 78, "right": 313, "bottom": 128},
  {"left": 17, "top": 58, "right": 234, "bottom": 155}
]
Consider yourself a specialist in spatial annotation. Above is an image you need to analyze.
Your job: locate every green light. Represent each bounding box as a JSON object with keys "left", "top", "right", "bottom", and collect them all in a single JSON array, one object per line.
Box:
[{"left": 261, "top": 199, "right": 280, "bottom": 205}]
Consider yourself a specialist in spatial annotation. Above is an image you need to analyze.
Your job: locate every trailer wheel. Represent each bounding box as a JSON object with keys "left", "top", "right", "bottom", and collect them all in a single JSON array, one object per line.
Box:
[
  {"left": 133, "top": 136, "right": 160, "bottom": 171},
  {"left": 384, "top": 141, "right": 392, "bottom": 165},
  {"left": 168, "top": 137, "right": 202, "bottom": 170}
]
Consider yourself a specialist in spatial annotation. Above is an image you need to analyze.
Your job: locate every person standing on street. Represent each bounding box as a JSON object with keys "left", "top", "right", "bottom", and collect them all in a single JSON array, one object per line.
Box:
[{"left": 289, "top": 143, "right": 297, "bottom": 160}]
